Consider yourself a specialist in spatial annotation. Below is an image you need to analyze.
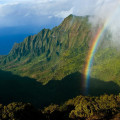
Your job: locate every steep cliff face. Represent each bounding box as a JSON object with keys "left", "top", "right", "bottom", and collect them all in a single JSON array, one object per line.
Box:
[
  {"left": 8, "top": 15, "right": 90, "bottom": 60},
  {"left": 0, "top": 15, "right": 92, "bottom": 83}
]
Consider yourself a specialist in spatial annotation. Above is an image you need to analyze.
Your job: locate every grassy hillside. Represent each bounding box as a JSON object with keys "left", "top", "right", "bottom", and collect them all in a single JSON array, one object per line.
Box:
[{"left": 92, "top": 40, "right": 120, "bottom": 85}]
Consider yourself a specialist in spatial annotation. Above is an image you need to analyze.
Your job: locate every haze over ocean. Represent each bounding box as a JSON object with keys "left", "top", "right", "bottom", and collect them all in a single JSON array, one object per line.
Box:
[{"left": 0, "top": 21, "right": 61, "bottom": 55}]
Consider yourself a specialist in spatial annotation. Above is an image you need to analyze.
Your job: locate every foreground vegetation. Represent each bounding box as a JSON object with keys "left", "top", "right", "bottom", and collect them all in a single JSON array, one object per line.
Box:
[{"left": 1, "top": 94, "right": 120, "bottom": 120}]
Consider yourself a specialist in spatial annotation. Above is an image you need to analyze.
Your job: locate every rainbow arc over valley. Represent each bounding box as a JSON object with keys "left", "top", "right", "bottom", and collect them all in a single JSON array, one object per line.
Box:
[{"left": 83, "top": 3, "right": 120, "bottom": 94}]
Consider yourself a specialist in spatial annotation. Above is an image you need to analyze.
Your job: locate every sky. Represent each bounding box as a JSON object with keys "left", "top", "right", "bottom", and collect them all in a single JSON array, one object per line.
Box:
[
  {"left": 0, "top": 0, "right": 120, "bottom": 54},
  {"left": 0, "top": 0, "right": 96, "bottom": 28}
]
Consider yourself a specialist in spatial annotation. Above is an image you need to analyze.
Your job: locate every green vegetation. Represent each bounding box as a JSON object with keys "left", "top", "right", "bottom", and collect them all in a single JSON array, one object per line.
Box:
[
  {"left": 0, "top": 102, "right": 44, "bottom": 120},
  {"left": 92, "top": 39, "right": 120, "bottom": 85},
  {"left": 0, "top": 94, "right": 120, "bottom": 120},
  {"left": 0, "top": 14, "right": 120, "bottom": 87}
]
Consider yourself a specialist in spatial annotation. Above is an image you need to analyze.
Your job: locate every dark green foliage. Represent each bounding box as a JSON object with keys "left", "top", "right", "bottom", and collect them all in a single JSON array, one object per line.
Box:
[
  {"left": 0, "top": 102, "right": 44, "bottom": 120},
  {"left": 57, "top": 94, "right": 120, "bottom": 120},
  {"left": 0, "top": 104, "right": 3, "bottom": 119},
  {"left": 0, "top": 94, "right": 120, "bottom": 120},
  {"left": 69, "top": 95, "right": 119, "bottom": 119},
  {"left": 44, "top": 104, "right": 59, "bottom": 114}
]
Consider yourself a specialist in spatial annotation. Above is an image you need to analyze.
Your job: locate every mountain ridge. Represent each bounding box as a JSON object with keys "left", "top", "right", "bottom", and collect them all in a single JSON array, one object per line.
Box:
[{"left": 0, "top": 15, "right": 92, "bottom": 83}]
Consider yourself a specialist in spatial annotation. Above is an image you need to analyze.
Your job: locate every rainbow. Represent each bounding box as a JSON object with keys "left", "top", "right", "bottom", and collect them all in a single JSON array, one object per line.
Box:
[
  {"left": 83, "top": 24, "right": 106, "bottom": 94},
  {"left": 83, "top": 3, "right": 120, "bottom": 95}
]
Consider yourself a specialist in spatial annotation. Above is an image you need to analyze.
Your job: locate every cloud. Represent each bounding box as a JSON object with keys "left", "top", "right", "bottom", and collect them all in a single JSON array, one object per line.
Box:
[
  {"left": 0, "top": 0, "right": 67, "bottom": 27},
  {"left": 55, "top": 8, "right": 74, "bottom": 18},
  {"left": 0, "top": 0, "right": 120, "bottom": 30},
  {"left": 88, "top": 0, "right": 120, "bottom": 45},
  {"left": 0, "top": 0, "right": 97, "bottom": 27}
]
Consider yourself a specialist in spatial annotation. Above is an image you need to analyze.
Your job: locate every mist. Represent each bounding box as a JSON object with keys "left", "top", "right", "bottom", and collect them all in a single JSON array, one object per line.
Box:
[{"left": 87, "top": 0, "right": 120, "bottom": 45}]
